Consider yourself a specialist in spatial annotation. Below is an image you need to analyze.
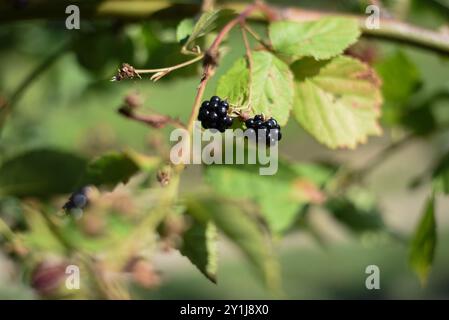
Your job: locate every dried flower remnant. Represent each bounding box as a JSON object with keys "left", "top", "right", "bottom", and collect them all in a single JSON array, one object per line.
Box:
[
  {"left": 31, "top": 260, "right": 69, "bottom": 297},
  {"left": 111, "top": 63, "right": 141, "bottom": 81}
]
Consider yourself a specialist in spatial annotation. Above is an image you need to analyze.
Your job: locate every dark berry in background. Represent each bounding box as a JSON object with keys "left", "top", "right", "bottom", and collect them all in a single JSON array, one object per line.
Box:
[
  {"left": 63, "top": 187, "right": 89, "bottom": 213},
  {"left": 245, "top": 115, "right": 282, "bottom": 146},
  {"left": 198, "top": 96, "right": 234, "bottom": 132}
]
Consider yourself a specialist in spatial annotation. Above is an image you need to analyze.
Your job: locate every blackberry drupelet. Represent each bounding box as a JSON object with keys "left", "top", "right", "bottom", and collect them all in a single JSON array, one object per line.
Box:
[{"left": 198, "top": 96, "right": 234, "bottom": 132}]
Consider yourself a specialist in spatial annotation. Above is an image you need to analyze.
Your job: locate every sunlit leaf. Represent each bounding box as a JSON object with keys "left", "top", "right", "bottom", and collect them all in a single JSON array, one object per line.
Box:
[
  {"left": 269, "top": 18, "right": 360, "bottom": 61},
  {"left": 217, "top": 51, "right": 294, "bottom": 125},
  {"left": 216, "top": 57, "right": 250, "bottom": 107}
]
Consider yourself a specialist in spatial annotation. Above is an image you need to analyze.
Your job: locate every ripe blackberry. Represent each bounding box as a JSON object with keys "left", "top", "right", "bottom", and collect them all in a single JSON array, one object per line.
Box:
[
  {"left": 210, "top": 96, "right": 221, "bottom": 104},
  {"left": 245, "top": 118, "right": 256, "bottom": 129},
  {"left": 198, "top": 96, "right": 234, "bottom": 132},
  {"left": 244, "top": 115, "right": 282, "bottom": 146}
]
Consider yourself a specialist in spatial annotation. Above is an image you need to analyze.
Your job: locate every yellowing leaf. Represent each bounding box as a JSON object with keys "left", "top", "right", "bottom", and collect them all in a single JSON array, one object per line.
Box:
[{"left": 292, "top": 56, "right": 382, "bottom": 149}]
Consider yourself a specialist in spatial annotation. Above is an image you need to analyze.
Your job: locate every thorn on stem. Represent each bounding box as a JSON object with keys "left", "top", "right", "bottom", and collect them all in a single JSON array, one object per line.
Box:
[{"left": 203, "top": 51, "right": 219, "bottom": 68}]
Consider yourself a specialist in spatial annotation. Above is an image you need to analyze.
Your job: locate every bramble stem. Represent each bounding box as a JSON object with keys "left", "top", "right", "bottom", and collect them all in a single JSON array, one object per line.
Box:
[
  {"left": 186, "top": 4, "right": 259, "bottom": 132},
  {"left": 240, "top": 24, "right": 254, "bottom": 109}
]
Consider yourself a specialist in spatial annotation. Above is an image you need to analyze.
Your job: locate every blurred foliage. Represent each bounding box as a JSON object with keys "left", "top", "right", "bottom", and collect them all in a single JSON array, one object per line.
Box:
[
  {"left": 409, "top": 195, "right": 437, "bottom": 286},
  {"left": 0, "top": 149, "right": 87, "bottom": 198}
]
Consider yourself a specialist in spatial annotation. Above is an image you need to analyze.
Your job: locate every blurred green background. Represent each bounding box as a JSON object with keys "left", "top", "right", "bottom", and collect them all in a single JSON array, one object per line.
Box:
[{"left": 1, "top": 0, "right": 449, "bottom": 299}]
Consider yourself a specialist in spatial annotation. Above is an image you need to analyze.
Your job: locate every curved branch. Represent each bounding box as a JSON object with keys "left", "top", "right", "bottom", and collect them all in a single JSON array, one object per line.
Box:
[{"left": 1, "top": 1, "right": 449, "bottom": 55}]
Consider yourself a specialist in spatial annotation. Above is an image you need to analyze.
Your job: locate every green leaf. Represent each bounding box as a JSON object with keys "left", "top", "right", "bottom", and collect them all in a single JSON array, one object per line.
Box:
[
  {"left": 292, "top": 56, "right": 383, "bottom": 149},
  {"left": 269, "top": 17, "right": 361, "bottom": 61},
  {"left": 180, "top": 220, "right": 218, "bottom": 283},
  {"left": 0, "top": 149, "right": 87, "bottom": 198},
  {"left": 375, "top": 51, "right": 420, "bottom": 107},
  {"left": 409, "top": 195, "right": 437, "bottom": 285},
  {"left": 205, "top": 162, "right": 329, "bottom": 234},
  {"left": 182, "top": 10, "right": 234, "bottom": 51},
  {"left": 81, "top": 151, "right": 158, "bottom": 189},
  {"left": 176, "top": 18, "right": 195, "bottom": 44},
  {"left": 217, "top": 51, "right": 294, "bottom": 125},
  {"left": 185, "top": 195, "right": 281, "bottom": 293},
  {"left": 326, "top": 198, "right": 384, "bottom": 233},
  {"left": 375, "top": 51, "right": 421, "bottom": 124},
  {"left": 251, "top": 52, "right": 294, "bottom": 125},
  {"left": 216, "top": 57, "right": 250, "bottom": 107}
]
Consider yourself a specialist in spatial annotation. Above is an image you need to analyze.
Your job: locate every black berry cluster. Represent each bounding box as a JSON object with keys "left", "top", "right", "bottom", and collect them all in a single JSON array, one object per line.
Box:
[
  {"left": 198, "top": 96, "right": 234, "bottom": 132},
  {"left": 245, "top": 115, "right": 282, "bottom": 146},
  {"left": 63, "top": 187, "right": 89, "bottom": 213}
]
